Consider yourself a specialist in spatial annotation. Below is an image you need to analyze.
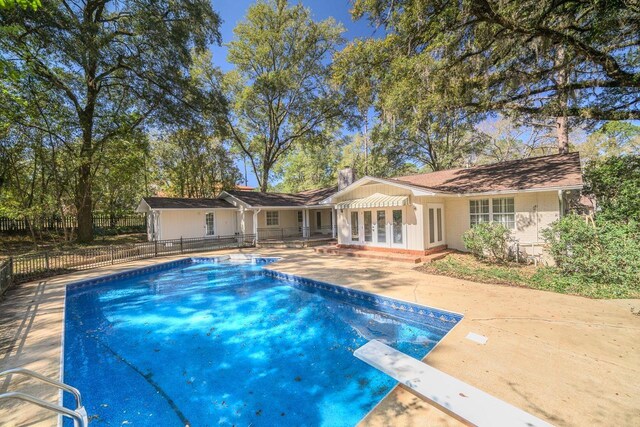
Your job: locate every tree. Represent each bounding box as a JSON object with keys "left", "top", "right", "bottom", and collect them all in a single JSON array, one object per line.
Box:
[
  {"left": 476, "top": 117, "right": 558, "bottom": 163},
  {"left": 579, "top": 121, "right": 640, "bottom": 162},
  {"left": 350, "top": 0, "right": 640, "bottom": 148},
  {"left": 224, "top": 0, "right": 346, "bottom": 192},
  {"left": 584, "top": 155, "right": 640, "bottom": 223},
  {"left": 1, "top": 0, "right": 222, "bottom": 242},
  {"left": 154, "top": 128, "right": 241, "bottom": 198},
  {"left": 273, "top": 132, "right": 345, "bottom": 193}
]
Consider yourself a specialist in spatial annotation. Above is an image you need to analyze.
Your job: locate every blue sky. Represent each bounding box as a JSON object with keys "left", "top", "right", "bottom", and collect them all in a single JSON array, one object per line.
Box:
[
  {"left": 211, "top": 1, "right": 376, "bottom": 187},
  {"left": 211, "top": 0, "right": 376, "bottom": 72}
]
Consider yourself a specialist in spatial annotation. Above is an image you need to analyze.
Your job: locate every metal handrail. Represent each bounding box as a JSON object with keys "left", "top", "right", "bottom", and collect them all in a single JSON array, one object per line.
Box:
[
  {"left": 0, "top": 368, "right": 87, "bottom": 427},
  {"left": 0, "top": 392, "right": 87, "bottom": 427},
  {"left": 0, "top": 368, "right": 83, "bottom": 408}
]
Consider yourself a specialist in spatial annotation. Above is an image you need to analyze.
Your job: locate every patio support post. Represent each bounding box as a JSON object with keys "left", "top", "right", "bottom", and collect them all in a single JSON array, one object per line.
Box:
[
  {"left": 331, "top": 208, "right": 337, "bottom": 238},
  {"left": 253, "top": 209, "right": 260, "bottom": 242},
  {"left": 302, "top": 209, "right": 309, "bottom": 238}
]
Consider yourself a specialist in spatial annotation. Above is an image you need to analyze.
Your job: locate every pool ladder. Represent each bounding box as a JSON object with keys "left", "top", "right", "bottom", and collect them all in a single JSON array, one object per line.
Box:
[{"left": 0, "top": 368, "right": 88, "bottom": 427}]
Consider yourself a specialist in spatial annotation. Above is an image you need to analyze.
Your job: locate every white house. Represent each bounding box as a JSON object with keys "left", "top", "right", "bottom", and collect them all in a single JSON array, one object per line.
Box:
[
  {"left": 137, "top": 153, "right": 583, "bottom": 257},
  {"left": 322, "top": 153, "right": 583, "bottom": 256},
  {"left": 136, "top": 187, "right": 336, "bottom": 242}
]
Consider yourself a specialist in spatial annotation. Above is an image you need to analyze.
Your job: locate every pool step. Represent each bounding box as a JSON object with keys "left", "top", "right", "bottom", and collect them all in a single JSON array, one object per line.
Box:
[{"left": 354, "top": 340, "right": 553, "bottom": 427}]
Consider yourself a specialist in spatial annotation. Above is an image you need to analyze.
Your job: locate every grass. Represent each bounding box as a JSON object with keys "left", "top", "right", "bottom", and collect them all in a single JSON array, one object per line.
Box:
[
  {"left": 418, "top": 253, "right": 640, "bottom": 299},
  {"left": 0, "top": 232, "right": 147, "bottom": 257}
]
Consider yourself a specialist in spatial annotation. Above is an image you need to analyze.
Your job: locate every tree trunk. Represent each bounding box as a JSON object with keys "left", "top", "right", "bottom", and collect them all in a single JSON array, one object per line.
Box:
[
  {"left": 76, "top": 162, "right": 93, "bottom": 242},
  {"left": 76, "top": 116, "right": 94, "bottom": 243},
  {"left": 260, "top": 165, "right": 269, "bottom": 192},
  {"left": 556, "top": 46, "right": 570, "bottom": 154},
  {"left": 556, "top": 115, "right": 569, "bottom": 154}
]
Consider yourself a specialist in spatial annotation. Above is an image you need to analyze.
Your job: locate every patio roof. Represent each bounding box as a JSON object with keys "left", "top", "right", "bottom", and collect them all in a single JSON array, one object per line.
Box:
[
  {"left": 336, "top": 193, "right": 409, "bottom": 209},
  {"left": 224, "top": 186, "right": 337, "bottom": 208}
]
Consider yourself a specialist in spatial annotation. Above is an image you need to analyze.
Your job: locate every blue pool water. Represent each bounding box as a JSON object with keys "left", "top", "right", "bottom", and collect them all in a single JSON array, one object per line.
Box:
[{"left": 63, "top": 258, "right": 460, "bottom": 426}]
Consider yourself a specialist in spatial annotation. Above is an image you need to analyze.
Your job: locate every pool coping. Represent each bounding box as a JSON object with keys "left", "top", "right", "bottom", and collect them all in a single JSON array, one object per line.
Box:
[{"left": 57, "top": 254, "right": 464, "bottom": 425}]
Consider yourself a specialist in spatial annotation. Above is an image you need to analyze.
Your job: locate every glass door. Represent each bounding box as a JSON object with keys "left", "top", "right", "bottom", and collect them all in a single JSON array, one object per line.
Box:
[
  {"left": 364, "top": 211, "right": 373, "bottom": 242},
  {"left": 392, "top": 209, "right": 404, "bottom": 246},
  {"left": 350, "top": 211, "right": 360, "bottom": 243},
  {"left": 376, "top": 210, "right": 386, "bottom": 245},
  {"left": 427, "top": 204, "right": 445, "bottom": 247}
]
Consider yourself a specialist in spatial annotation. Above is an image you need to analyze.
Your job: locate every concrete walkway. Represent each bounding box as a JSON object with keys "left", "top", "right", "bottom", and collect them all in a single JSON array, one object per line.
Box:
[{"left": 0, "top": 248, "right": 638, "bottom": 426}]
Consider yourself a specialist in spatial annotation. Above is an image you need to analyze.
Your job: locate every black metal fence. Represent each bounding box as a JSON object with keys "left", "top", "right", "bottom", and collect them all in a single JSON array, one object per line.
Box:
[
  {"left": 1, "top": 234, "right": 256, "bottom": 289},
  {"left": 0, "top": 258, "right": 12, "bottom": 296},
  {"left": 0, "top": 213, "right": 146, "bottom": 235}
]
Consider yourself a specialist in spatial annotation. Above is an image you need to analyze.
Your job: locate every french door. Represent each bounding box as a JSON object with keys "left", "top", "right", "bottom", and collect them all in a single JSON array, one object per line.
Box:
[
  {"left": 427, "top": 204, "right": 445, "bottom": 247},
  {"left": 352, "top": 208, "right": 404, "bottom": 248}
]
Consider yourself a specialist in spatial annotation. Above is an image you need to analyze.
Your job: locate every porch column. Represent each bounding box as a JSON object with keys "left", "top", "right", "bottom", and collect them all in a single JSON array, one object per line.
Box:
[
  {"left": 331, "top": 208, "right": 337, "bottom": 238},
  {"left": 302, "top": 209, "right": 309, "bottom": 238},
  {"left": 253, "top": 209, "right": 260, "bottom": 242}
]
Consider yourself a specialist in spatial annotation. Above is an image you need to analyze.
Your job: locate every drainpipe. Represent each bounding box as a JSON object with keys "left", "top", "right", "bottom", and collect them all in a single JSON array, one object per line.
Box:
[{"left": 558, "top": 190, "right": 564, "bottom": 218}]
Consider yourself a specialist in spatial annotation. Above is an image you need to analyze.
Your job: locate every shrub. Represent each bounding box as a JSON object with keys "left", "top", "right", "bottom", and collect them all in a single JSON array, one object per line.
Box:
[
  {"left": 462, "top": 222, "right": 512, "bottom": 262},
  {"left": 542, "top": 214, "right": 640, "bottom": 287}
]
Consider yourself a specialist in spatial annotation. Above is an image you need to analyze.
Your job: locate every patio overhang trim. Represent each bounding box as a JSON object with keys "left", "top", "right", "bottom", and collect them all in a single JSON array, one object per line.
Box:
[{"left": 336, "top": 193, "right": 409, "bottom": 209}]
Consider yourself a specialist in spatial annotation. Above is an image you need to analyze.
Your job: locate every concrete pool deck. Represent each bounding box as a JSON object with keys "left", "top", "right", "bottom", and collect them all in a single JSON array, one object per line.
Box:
[{"left": 0, "top": 248, "right": 638, "bottom": 426}]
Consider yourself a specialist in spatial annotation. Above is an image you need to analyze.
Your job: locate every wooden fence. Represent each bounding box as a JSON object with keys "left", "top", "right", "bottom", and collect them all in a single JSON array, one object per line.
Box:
[
  {"left": 1, "top": 234, "right": 256, "bottom": 290},
  {"left": 0, "top": 214, "right": 146, "bottom": 234}
]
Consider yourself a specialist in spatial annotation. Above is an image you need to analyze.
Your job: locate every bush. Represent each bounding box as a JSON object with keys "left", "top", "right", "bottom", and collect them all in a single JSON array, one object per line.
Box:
[
  {"left": 462, "top": 222, "right": 512, "bottom": 262},
  {"left": 542, "top": 214, "right": 640, "bottom": 287}
]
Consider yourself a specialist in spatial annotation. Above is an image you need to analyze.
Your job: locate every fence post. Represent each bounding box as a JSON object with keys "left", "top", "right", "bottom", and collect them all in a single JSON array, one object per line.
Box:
[
  {"left": 9, "top": 257, "right": 13, "bottom": 284},
  {"left": 44, "top": 252, "right": 50, "bottom": 271},
  {"left": 110, "top": 245, "right": 115, "bottom": 265},
  {"left": 154, "top": 240, "right": 158, "bottom": 257},
  {"left": 180, "top": 237, "right": 184, "bottom": 254}
]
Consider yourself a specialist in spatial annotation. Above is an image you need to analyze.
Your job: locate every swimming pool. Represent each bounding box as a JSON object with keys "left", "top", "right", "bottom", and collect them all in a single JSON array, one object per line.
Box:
[{"left": 62, "top": 256, "right": 462, "bottom": 426}]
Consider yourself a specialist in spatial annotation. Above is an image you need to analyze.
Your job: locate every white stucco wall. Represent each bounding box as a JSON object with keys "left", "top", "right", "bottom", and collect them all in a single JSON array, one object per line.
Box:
[
  {"left": 445, "top": 191, "right": 561, "bottom": 254},
  {"left": 157, "top": 209, "right": 238, "bottom": 240},
  {"left": 335, "top": 182, "right": 562, "bottom": 254}
]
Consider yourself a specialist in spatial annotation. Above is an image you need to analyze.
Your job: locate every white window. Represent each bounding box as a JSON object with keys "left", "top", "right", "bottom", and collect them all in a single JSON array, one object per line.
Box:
[
  {"left": 266, "top": 211, "right": 279, "bottom": 226},
  {"left": 492, "top": 198, "right": 515, "bottom": 229},
  {"left": 470, "top": 199, "right": 490, "bottom": 227},
  {"left": 205, "top": 212, "right": 215, "bottom": 236},
  {"left": 469, "top": 198, "right": 515, "bottom": 229}
]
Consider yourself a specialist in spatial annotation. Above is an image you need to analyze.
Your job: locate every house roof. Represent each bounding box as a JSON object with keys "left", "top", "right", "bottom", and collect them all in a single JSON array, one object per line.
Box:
[
  {"left": 225, "top": 186, "right": 337, "bottom": 207},
  {"left": 390, "top": 152, "right": 583, "bottom": 194},
  {"left": 140, "top": 197, "right": 236, "bottom": 210}
]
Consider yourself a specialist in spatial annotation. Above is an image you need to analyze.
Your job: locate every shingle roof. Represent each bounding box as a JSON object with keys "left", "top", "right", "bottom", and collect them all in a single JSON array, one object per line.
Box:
[
  {"left": 141, "top": 197, "right": 236, "bottom": 209},
  {"left": 391, "top": 152, "right": 583, "bottom": 194},
  {"left": 226, "top": 186, "right": 337, "bottom": 207}
]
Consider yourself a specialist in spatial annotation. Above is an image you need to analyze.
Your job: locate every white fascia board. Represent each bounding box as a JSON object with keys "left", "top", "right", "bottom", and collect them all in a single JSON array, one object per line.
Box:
[
  {"left": 219, "top": 191, "right": 252, "bottom": 209},
  {"left": 135, "top": 199, "right": 150, "bottom": 213},
  {"left": 322, "top": 176, "right": 440, "bottom": 203},
  {"left": 256, "top": 204, "right": 335, "bottom": 210},
  {"left": 443, "top": 185, "right": 584, "bottom": 198}
]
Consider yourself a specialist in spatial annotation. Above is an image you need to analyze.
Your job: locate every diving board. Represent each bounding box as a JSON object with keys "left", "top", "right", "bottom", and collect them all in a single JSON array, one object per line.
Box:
[{"left": 354, "top": 340, "right": 553, "bottom": 427}]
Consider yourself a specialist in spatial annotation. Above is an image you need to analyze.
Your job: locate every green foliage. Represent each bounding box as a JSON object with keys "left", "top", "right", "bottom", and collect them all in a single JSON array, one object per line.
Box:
[
  {"left": 1, "top": 0, "right": 224, "bottom": 241},
  {"left": 462, "top": 222, "right": 512, "bottom": 262},
  {"left": 583, "top": 155, "right": 640, "bottom": 222},
  {"left": 0, "top": 0, "right": 40, "bottom": 11},
  {"left": 424, "top": 254, "right": 638, "bottom": 298},
  {"left": 154, "top": 128, "right": 241, "bottom": 198},
  {"left": 224, "top": 0, "right": 346, "bottom": 191},
  {"left": 580, "top": 122, "right": 640, "bottom": 162},
  {"left": 350, "top": 0, "right": 640, "bottom": 122},
  {"left": 542, "top": 215, "right": 640, "bottom": 288}
]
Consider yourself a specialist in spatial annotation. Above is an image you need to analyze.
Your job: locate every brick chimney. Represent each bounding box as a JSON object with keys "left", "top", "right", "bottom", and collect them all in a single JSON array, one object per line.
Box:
[{"left": 338, "top": 167, "right": 356, "bottom": 191}]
